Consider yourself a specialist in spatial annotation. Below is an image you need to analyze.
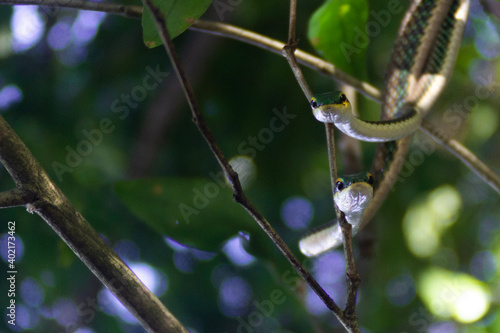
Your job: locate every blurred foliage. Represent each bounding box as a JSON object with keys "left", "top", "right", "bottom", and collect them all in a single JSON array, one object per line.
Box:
[
  {"left": 308, "top": 0, "right": 368, "bottom": 78},
  {"left": 0, "top": 0, "right": 500, "bottom": 333}
]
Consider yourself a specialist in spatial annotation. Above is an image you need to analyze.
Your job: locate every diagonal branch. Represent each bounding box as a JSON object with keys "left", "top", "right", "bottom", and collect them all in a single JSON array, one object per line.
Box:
[
  {"left": 141, "top": 0, "right": 348, "bottom": 325},
  {"left": 0, "top": 118, "right": 188, "bottom": 332},
  {"left": 420, "top": 120, "right": 500, "bottom": 194}
]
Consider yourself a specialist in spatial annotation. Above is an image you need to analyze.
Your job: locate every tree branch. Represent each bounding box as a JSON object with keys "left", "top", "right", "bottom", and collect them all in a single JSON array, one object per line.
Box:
[
  {"left": 0, "top": 188, "right": 37, "bottom": 208},
  {"left": 282, "top": 3, "right": 360, "bottom": 330},
  {"left": 141, "top": 0, "right": 348, "bottom": 325},
  {"left": 0, "top": 118, "right": 188, "bottom": 333},
  {"left": 420, "top": 119, "right": 500, "bottom": 194},
  {"left": 0, "top": 0, "right": 143, "bottom": 18}
]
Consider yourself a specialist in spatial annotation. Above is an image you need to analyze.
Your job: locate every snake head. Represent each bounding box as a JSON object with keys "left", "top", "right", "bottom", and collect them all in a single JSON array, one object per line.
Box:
[
  {"left": 310, "top": 91, "right": 351, "bottom": 124},
  {"left": 334, "top": 172, "right": 374, "bottom": 215}
]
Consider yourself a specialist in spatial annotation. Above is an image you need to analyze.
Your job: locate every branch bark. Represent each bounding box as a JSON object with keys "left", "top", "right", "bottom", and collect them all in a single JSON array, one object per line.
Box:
[{"left": 0, "top": 118, "right": 188, "bottom": 333}]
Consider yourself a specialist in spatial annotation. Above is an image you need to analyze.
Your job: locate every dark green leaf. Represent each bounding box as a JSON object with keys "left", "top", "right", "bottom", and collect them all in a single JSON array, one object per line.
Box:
[
  {"left": 114, "top": 177, "right": 259, "bottom": 251},
  {"left": 142, "top": 0, "right": 213, "bottom": 48},
  {"left": 308, "top": 0, "right": 369, "bottom": 78}
]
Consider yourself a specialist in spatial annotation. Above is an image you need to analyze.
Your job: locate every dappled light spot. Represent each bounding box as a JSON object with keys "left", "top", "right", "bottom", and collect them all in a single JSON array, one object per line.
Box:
[
  {"left": 222, "top": 235, "right": 255, "bottom": 266},
  {"left": 173, "top": 251, "right": 195, "bottom": 273},
  {"left": 455, "top": 288, "right": 490, "bottom": 323},
  {"left": 0, "top": 233, "right": 24, "bottom": 263},
  {"left": 313, "top": 251, "right": 345, "bottom": 284},
  {"left": 10, "top": 6, "right": 45, "bottom": 53},
  {"left": 52, "top": 298, "right": 79, "bottom": 327},
  {"left": 228, "top": 155, "right": 256, "bottom": 189},
  {"left": 47, "top": 20, "right": 72, "bottom": 51},
  {"left": 386, "top": 274, "right": 415, "bottom": 307},
  {"left": 281, "top": 196, "right": 313, "bottom": 230},
  {"left": 418, "top": 267, "right": 490, "bottom": 323},
  {"left": 428, "top": 186, "right": 462, "bottom": 227},
  {"left": 470, "top": 251, "right": 496, "bottom": 282},
  {"left": 113, "top": 239, "right": 140, "bottom": 263},
  {"left": 478, "top": 215, "right": 500, "bottom": 247},
  {"left": 17, "top": 304, "right": 39, "bottom": 330},
  {"left": 428, "top": 321, "right": 456, "bottom": 333},
  {"left": 218, "top": 276, "right": 251, "bottom": 317},
  {"left": 97, "top": 262, "right": 167, "bottom": 324},
  {"left": 403, "top": 185, "right": 462, "bottom": 258},
  {"left": 21, "top": 277, "right": 44, "bottom": 307},
  {"left": 468, "top": 105, "right": 498, "bottom": 144},
  {"left": 98, "top": 288, "right": 137, "bottom": 324},
  {"left": 473, "top": 19, "right": 500, "bottom": 59},
  {"left": 0, "top": 84, "right": 22, "bottom": 110},
  {"left": 130, "top": 262, "right": 167, "bottom": 296},
  {"left": 468, "top": 59, "right": 495, "bottom": 86},
  {"left": 306, "top": 251, "right": 346, "bottom": 316},
  {"left": 72, "top": 10, "right": 106, "bottom": 46}
]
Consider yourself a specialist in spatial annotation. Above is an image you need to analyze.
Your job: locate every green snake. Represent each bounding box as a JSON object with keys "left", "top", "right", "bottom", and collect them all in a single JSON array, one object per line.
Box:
[
  {"left": 299, "top": 172, "right": 374, "bottom": 257},
  {"left": 299, "top": 0, "right": 469, "bottom": 256},
  {"left": 311, "top": 92, "right": 420, "bottom": 142}
]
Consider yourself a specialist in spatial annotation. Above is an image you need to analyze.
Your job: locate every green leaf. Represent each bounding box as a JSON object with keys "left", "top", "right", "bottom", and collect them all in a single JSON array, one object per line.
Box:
[
  {"left": 114, "top": 177, "right": 260, "bottom": 251},
  {"left": 142, "top": 0, "right": 213, "bottom": 48},
  {"left": 308, "top": 0, "right": 368, "bottom": 78}
]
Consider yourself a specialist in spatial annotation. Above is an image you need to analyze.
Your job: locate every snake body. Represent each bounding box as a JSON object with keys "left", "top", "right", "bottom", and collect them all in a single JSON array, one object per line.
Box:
[
  {"left": 299, "top": 172, "right": 374, "bottom": 257},
  {"left": 311, "top": 92, "right": 421, "bottom": 142},
  {"left": 299, "top": 0, "right": 469, "bottom": 256},
  {"left": 310, "top": 0, "right": 469, "bottom": 143}
]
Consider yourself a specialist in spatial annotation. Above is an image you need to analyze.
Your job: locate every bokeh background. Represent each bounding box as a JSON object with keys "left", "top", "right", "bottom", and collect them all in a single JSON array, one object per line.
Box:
[{"left": 1, "top": 0, "right": 500, "bottom": 332}]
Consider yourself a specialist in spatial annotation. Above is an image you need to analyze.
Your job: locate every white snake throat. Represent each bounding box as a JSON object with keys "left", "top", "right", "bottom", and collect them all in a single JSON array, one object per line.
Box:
[{"left": 299, "top": 172, "right": 374, "bottom": 257}]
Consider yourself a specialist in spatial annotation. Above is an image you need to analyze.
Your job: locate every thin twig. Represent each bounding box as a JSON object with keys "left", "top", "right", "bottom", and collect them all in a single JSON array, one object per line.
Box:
[
  {"left": 0, "top": 0, "right": 143, "bottom": 18},
  {"left": 283, "top": 3, "right": 360, "bottom": 331},
  {"left": 142, "top": 0, "right": 347, "bottom": 325},
  {"left": 287, "top": 0, "right": 297, "bottom": 45},
  {"left": 420, "top": 119, "right": 500, "bottom": 194}
]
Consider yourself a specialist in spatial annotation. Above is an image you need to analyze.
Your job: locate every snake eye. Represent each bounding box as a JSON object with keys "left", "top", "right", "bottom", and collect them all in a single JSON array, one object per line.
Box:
[
  {"left": 310, "top": 98, "right": 318, "bottom": 109},
  {"left": 339, "top": 93, "right": 346, "bottom": 103},
  {"left": 367, "top": 174, "right": 374, "bottom": 185},
  {"left": 335, "top": 180, "right": 345, "bottom": 192}
]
